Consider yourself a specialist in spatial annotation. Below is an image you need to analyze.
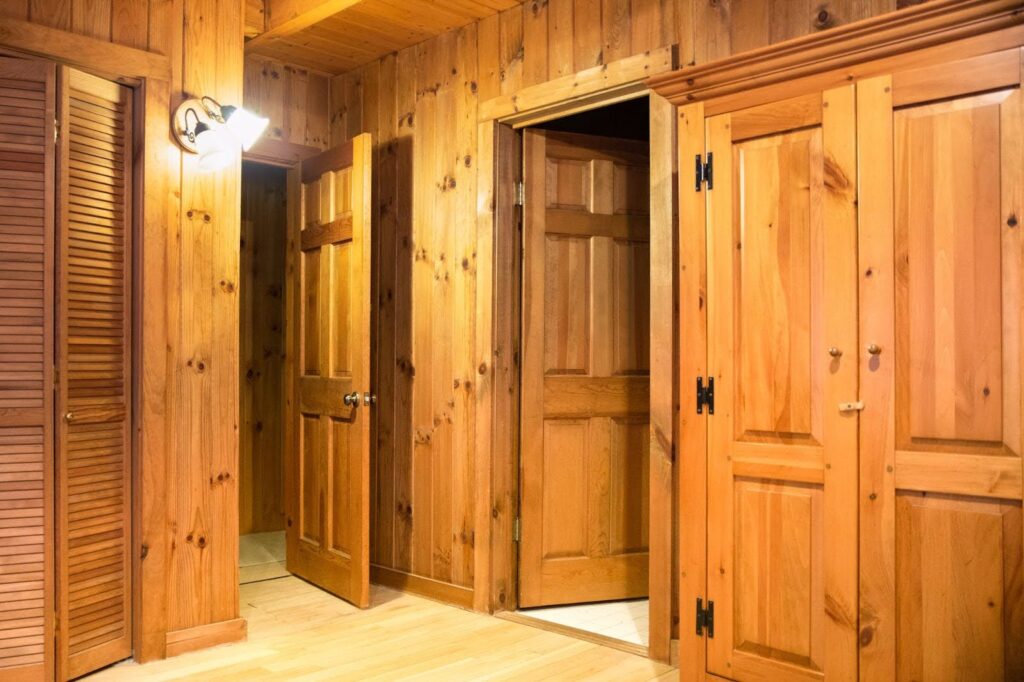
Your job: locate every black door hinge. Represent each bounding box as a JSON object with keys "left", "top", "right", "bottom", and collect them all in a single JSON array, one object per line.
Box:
[
  {"left": 696, "top": 376, "right": 715, "bottom": 415},
  {"left": 696, "top": 598, "right": 715, "bottom": 638},
  {"left": 694, "top": 153, "right": 713, "bottom": 191}
]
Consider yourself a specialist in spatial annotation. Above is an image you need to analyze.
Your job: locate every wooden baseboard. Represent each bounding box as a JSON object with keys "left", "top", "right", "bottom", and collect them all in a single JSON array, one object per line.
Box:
[
  {"left": 371, "top": 565, "right": 475, "bottom": 610},
  {"left": 496, "top": 610, "right": 650, "bottom": 659},
  {"left": 164, "top": 618, "right": 247, "bottom": 658}
]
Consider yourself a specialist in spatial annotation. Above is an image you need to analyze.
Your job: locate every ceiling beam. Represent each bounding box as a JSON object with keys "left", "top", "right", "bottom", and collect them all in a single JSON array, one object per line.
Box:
[{"left": 246, "top": 0, "right": 365, "bottom": 51}]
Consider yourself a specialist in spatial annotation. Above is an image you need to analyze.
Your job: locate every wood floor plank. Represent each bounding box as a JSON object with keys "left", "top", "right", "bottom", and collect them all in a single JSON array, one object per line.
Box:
[{"left": 84, "top": 576, "right": 675, "bottom": 680}]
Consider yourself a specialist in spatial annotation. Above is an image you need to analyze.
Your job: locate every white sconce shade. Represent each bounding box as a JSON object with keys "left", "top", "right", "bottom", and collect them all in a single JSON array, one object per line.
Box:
[
  {"left": 221, "top": 106, "right": 270, "bottom": 151},
  {"left": 194, "top": 122, "right": 236, "bottom": 172}
]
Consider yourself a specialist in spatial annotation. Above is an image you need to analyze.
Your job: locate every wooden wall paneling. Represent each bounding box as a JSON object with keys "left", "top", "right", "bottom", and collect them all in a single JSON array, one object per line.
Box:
[
  {"left": 453, "top": 22, "right": 479, "bottom": 593},
  {"left": 239, "top": 163, "right": 287, "bottom": 536},
  {"left": 602, "top": 0, "right": 631, "bottom": 62},
  {"left": 391, "top": 45, "right": 416, "bottom": 577},
  {"left": 573, "top": 0, "right": 602, "bottom": 70},
  {"left": 648, "top": 92, "right": 675, "bottom": 664},
  {"left": 55, "top": 66, "right": 135, "bottom": 680},
  {"left": 163, "top": 0, "right": 245, "bottom": 643},
  {"left": 0, "top": 56, "right": 55, "bottom": 681},
  {"left": 693, "top": 0, "right": 896, "bottom": 64},
  {"left": 548, "top": 0, "right": 574, "bottom": 79},
  {"left": 498, "top": 6, "right": 524, "bottom": 97},
  {"left": 523, "top": 0, "right": 549, "bottom": 88},
  {"left": 243, "top": 56, "right": 330, "bottom": 151},
  {"left": 676, "top": 98, "right": 706, "bottom": 681}
]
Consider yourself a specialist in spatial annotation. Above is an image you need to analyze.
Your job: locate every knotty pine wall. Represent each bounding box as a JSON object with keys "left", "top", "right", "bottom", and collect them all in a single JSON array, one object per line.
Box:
[
  {"left": 2, "top": 0, "right": 245, "bottom": 659},
  {"left": 244, "top": 0, "right": 929, "bottom": 603}
]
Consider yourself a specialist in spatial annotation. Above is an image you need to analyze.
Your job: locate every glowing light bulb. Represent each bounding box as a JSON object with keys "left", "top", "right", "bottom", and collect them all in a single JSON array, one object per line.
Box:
[{"left": 221, "top": 105, "right": 270, "bottom": 151}]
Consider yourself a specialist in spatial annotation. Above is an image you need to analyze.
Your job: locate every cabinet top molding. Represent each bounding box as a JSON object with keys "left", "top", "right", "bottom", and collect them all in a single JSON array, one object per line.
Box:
[{"left": 648, "top": 0, "right": 1024, "bottom": 106}]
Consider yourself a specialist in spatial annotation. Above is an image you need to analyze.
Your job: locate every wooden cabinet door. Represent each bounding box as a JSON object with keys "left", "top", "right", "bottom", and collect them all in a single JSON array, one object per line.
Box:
[
  {"left": 519, "top": 130, "right": 651, "bottom": 607},
  {"left": 0, "top": 57, "right": 56, "bottom": 682},
  {"left": 54, "top": 68, "right": 133, "bottom": 681},
  {"left": 704, "top": 86, "right": 859, "bottom": 680},
  {"left": 286, "top": 134, "right": 373, "bottom": 608},
  {"left": 858, "top": 58, "right": 1024, "bottom": 680}
]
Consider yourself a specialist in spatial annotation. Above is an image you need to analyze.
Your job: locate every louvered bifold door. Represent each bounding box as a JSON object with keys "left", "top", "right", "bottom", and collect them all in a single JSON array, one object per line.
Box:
[
  {"left": 54, "top": 67, "right": 132, "bottom": 680},
  {"left": 0, "top": 57, "right": 56, "bottom": 682}
]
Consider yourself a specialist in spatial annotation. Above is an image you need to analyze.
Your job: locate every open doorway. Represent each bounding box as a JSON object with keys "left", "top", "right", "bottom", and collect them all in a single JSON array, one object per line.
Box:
[
  {"left": 515, "top": 97, "right": 653, "bottom": 650},
  {"left": 239, "top": 161, "right": 289, "bottom": 584}
]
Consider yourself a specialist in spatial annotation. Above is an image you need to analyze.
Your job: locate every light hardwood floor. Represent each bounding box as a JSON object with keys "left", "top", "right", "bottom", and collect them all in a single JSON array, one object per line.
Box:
[{"left": 86, "top": 577, "right": 677, "bottom": 680}]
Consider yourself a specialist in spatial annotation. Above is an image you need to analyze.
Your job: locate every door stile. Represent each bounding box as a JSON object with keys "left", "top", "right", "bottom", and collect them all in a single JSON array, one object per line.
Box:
[
  {"left": 677, "top": 100, "right": 709, "bottom": 682},
  {"left": 855, "top": 75, "right": 897, "bottom": 682}
]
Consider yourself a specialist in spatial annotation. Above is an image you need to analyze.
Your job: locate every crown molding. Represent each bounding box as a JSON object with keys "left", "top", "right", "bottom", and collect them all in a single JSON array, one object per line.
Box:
[{"left": 648, "top": 0, "right": 1024, "bottom": 106}]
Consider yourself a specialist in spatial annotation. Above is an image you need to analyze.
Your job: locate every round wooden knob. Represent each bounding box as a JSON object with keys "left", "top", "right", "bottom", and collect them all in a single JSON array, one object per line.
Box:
[
  {"left": 867, "top": 344, "right": 882, "bottom": 356},
  {"left": 828, "top": 347, "right": 842, "bottom": 358}
]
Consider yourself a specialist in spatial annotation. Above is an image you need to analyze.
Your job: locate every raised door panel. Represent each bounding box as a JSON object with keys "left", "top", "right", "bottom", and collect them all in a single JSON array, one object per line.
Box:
[
  {"left": 287, "top": 136, "right": 372, "bottom": 609},
  {"left": 859, "top": 73, "right": 1024, "bottom": 680},
  {"left": 705, "top": 86, "right": 858, "bottom": 681},
  {"left": 54, "top": 67, "right": 134, "bottom": 681},
  {"left": 0, "top": 57, "right": 55, "bottom": 682},
  {"left": 521, "top": 131, "right": 650, "bottom": 607}
]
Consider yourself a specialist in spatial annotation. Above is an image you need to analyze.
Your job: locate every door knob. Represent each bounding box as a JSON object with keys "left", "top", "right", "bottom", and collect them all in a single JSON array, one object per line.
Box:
[
  {"left": 363, "top": 392, "right": 377, "bottom": 406},
  {"left": 867, "top": 344, "right": 882, "bottom": 356},
  {"left": 64, "top": 412, "right": 74, "bottom": 423},
  {"left": 828, "top": 347, "right": 842, "bottom": 358},
  {"left": 343, "top": 392, "right": 360, "bottom": 407}
]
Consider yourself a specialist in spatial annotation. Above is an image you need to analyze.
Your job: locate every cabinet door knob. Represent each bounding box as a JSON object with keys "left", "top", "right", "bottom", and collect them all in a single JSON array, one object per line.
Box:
[
  {"left": 867, "top": 344, "right": 882, "bottom": 356},
  {"left": 828, "top": 347, "right": 843, "bottom": 358},
  {"left": 64, "top": 412, "right": 74, "bottom": 423}
]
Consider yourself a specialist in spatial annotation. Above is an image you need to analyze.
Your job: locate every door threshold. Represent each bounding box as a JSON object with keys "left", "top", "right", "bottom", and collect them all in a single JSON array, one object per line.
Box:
[{"left": 496, "top": 610, "right": 650, "bottom": 659}]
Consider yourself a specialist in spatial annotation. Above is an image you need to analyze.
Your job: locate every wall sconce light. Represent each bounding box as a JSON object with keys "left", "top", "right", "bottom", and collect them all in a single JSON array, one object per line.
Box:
[{"left": 172, "top": 96, "right": 269, "bottom": 171}]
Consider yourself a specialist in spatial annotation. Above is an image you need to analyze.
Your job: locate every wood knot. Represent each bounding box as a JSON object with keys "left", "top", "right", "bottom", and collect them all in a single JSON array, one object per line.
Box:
[{"left": 859, "top": 626, "right": 874, "bottom": 647}]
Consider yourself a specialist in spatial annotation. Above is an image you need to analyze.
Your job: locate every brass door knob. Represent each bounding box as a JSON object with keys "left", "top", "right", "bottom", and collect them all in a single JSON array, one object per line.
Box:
[
  {"left": 343, "top": 392, "right": 360, "bottom": 407},
  {"left": 867, "top": 344, "right": 882, "bottom": 355},
  {"left": 828, "top": 347, "right": 842, "bottom": 358},
  {"left": 64, "top": 412, "right": 74, "bottom": 422},
  {"left": 363, "top": 392, "right": 377, "bottom": 406}
]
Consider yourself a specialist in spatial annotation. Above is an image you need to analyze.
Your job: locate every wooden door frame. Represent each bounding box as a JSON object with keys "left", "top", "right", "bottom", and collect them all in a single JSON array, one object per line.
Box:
[
  {"left": 0, "top": 20, "right": 177, "bottom": 665},
  {"left": 476, "top": 57, "right": 680, "bottom": 662}
]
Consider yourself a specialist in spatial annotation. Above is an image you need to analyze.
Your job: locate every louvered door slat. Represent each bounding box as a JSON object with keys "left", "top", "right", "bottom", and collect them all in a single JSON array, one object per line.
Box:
[
  {"left": 0, "top": 57, "right": 55, "bottom": 682},
  {"left": 56, "top": 67, "right": 132, "bottom": 681}
]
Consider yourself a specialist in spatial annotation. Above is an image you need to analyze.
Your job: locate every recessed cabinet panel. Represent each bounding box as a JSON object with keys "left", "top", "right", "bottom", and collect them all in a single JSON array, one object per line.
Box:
[
  {"left": 896, "top": 92, "right": 1010, "bottom": 452},
  {"left": 895, "top": 493, "right": 1023, "bottom": 681},
  {"left": 734, "top": 130, "right": 822, "bottom": 441}
]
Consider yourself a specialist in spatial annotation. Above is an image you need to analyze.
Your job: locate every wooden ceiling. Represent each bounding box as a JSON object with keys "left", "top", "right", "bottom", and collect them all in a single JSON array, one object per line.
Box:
[{"left": 245, "top": 0, "right": 524, "bottom": 75}]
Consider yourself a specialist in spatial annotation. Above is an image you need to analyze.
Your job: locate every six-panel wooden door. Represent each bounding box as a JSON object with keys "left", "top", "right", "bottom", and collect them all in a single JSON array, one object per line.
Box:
[
  {"left": 520, "top": 130, "right": 651, "bottom": 607},
  {"left": 704, "top": 86, "right": 860, "bottom": 681},
  {"left": 286, "top": 134, "right": 373, "bottom": 609}
]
